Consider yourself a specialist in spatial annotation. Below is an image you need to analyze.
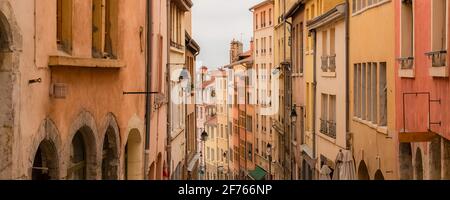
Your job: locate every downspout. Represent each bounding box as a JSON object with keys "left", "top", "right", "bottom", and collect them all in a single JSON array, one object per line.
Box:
[
  {"left": 144, "top": 0, "right": 153, "bottom": 179},
  {"left": 166, "top": 0, "right": 172, "bottom": 180},
  {"left": 311, "top": 29, "right": 317, "bottom": 179},
  {"left": 345, "top": 0, "right": 351, "bottom": 151}
]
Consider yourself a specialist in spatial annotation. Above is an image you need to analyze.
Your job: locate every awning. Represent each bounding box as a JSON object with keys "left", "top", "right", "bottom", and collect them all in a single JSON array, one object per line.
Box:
[
  {"left": 187, "top": 153, "right": 200, "bottom": 172},
  {"left": 332, "top": 150, "right": 356, "bottom": 180},
  {"left": 249, "top": 166, "right": 267, "bottom": 180}
]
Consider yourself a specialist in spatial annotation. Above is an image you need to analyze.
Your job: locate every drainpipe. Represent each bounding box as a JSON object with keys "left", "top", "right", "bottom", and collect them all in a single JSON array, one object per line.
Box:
[
  {"left": 166, "top": 0, "right": 172, "bottom": 180},
  {"left": 144, "top": 0, "right": 153, "bottom": 180},
  {"left": 311, "top": 29, "right": 317, "bottom": 179},
  {"left": 345, "top": 0, "right": 351, "bottom": 151}
]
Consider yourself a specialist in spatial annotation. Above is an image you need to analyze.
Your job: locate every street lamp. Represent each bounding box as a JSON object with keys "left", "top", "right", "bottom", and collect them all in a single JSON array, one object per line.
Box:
[
  {"left": 201, "top": 129, "right": 208, "bottom": 180},
  {"left": 267, "top": 143, "right": 272, "bottom": 180},
  {"left": 291, "top": 105, "right": 298, "bottom": 123}
]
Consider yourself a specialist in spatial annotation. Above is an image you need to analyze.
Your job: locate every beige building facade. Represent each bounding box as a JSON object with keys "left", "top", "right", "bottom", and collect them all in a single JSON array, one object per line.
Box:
[{"left": 0, "top": 0, "right": 154, "bottom": 180}]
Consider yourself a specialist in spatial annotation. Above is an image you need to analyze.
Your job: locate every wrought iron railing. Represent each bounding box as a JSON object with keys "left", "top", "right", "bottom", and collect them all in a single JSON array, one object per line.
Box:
[
  {"left": 320, "top": 118, "right": 328, "bottom": 134},
  {"left": 397, "top": 57, "right": 414, "bottom": 69},
  {"left": 327, "top": 120, "right": 336, "bottom": 139},
  {"left": 321, "top": 56, "right": 328, "bottom": 72},
  {"left": 329, "top": 54, "right": 336, "bottom": 72},
  {"left": 425, "top": 50, "right": 447, "bottom": 67},
  {"left": 170, "top": 40, "right": 185, "bottom": 50}
]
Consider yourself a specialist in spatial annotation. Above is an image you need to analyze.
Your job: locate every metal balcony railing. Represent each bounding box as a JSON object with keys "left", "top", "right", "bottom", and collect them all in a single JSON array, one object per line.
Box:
[
  {"left": 329, "top": 54, "right": 336, "bottom": 72},
  {"left": 397, "top": 57, "right": 414, "bottom": 69},
  {"left": 327, "top": 120, "right": 336, "bottom": 139},
  {"left": 320, "top": 118, "right": 328, "bottom": 134},
  {"left": 170, "top": 40, "right": 185, "bottom": 50},
  {"left": 426, "top": 50, "right": 447, "bottom": 67},
  {"left": 321, "top": 56, "right": 329, "bottom": 72}
]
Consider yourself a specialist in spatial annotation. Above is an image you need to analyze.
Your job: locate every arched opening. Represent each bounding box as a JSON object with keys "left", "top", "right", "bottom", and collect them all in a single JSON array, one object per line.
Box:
[
  {"left": 32, "top": 140, "right": 59, "bottom": 180},
  {"left": 101, "top": 127, "right": 119, "bottom": 180},
  {"left": 443, "top": 139, "right": 450, "bottom": 179},
  {"left": 374, "top": 170, "right": 385, "bottom": 180},
  {"left": 148, "top": 162, "right": 155, "bottom": 180},
  {"left": 399, "top": 143, "right": 413, "bottom": 180},
  {"left": 125, "top": 129, "right": 143, "bottom": 180},
  {"left": 429, "top": 137, "right": 441, "bottom": 180},
  {"left": 68, "top": 126, "right": 97, "bottom": 180},
  {"left": 156, "top": 153, "right": 162, "bottom": 180},
  {"left": 414, "top": 148, "right": 424, "bottom": 180},
  {"left": 357, "top": 161, "right": 370, "bottom": 180},
  {"left": 0, "top": 11, "right": 13, "bottom": 178}
]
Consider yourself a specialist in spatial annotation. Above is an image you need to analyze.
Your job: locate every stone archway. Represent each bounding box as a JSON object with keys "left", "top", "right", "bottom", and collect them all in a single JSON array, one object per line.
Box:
[
  {"left": 443, "top": 139, "right": 450, "bottom": 179},
  {"left": 0, "top": 5, "right": 21, "bottom": 179},
  {"left": 414, "top": 148, "right": 424, "bottom": 180},
  {"left": 156, "top": 153, "right": 162, "bottom": 180},
  {"left": 399, "top": 143, "right": 413, "bottom": 180},
  {"left": 66, "top": 111, "right": 99, "bottom": 180},
  {"left": 124, "top": 129, "right": 143, "bottom": 180},
  {"left": 101, "top": 127, "right": 119, "bottom": 180},
  {"left": 148, "top": 162, "right": 155, "bottom": 180},
  {"left": 68, "top": 126, "right": 97, "bottom": 180},
  {"left": 429, "top": 137, "right": 441, "bottom": 180},
  {"left": 100, "top": 113, "right": 120, "bottom": 180},
  {"left": 29, "top": 119, "right": 62, "bottom": 180},
  {"left": 357, "top": 160, "right": 370, "bottom": 180},
  {"left": 374, "top": 170, "right": 385, "bottom": 180},
  {"left": 32, "top": 140, "right": 58, "bottom": 180}
]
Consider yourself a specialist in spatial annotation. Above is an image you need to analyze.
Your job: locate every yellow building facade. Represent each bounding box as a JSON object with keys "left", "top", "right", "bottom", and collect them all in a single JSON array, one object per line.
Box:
[{"left": 349, "top": 0, "right": 397, "bottom": 180}]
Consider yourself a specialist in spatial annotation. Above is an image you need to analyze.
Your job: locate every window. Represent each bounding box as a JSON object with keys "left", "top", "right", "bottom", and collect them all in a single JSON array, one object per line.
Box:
[
  {"left": 320, "top": 94, "right": 336, "bottom": 138},
  {"left": 401, "top": 0, "right": 414, "bottom": 58},
  {"left": 57, "top": 0, "right": 72, "bottom": 53},
  {"left": 361, "top": 63, "right": 366, "bottom": 120},
  {"left": 379, "top": 62, "right": 387, "bottom": 126},
  {"left": 256, "top": 39, "right": 259, "bottom": 55},
  {"left": 371, "top": 63, "right": 377, "bottom": 123},
  {"left": 354, "top": 62, "right": 387, "bottom": 127},
  {"left": 269, "top": 36, "right": 272, "bottom": 54},
  {"left": 269, "top": 9, "right": 272, "bottom": 25},
  {"left": 170, "top": 3, "right": 184, "bottom": 49},
  {"left": 212, "top": 149, "right": 215, "bottom": 161},
  {"left": 246, "top": 115, "right": 253, "bottom": 132},
  {"left": 431, "top": 0, "right": 447, "bottom": 51},
  {"left": 256, "top": 13, "right": 259, "bottom": 29},
  {"left": 92, "top": 0, "right": 117, "bottom": 58},
  {"left": 300, "top": 23, "right": 304, "bottom": 73}
]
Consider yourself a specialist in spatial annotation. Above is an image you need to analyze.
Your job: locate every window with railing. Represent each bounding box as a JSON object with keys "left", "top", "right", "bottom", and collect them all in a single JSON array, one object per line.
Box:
[{"left": 398, "top": 0, "right": 414, "bottom": 70}]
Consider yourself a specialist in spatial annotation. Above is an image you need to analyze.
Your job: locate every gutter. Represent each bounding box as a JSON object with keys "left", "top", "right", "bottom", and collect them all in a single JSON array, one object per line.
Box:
[
  {"left": 166, "top": 0, "right": 172, "bottom": 180},
  {"left": 345, "top": 0, "right": 351, "bottom": 150},
  {"left": 144, "top": 0, "right": 153, "bottom": 179},
  {"left": 311, "top": 29, "right": 317, "bottom": 178}
]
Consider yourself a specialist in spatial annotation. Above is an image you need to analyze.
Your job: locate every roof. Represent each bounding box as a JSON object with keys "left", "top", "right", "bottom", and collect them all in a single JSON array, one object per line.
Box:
[
  {"left": 306, "top": 3, "right": 346, "bottom": 30},
  {"left": 224, "top": 56, "right": 254, "bottom": 69},
  {"left": 185, "top": 31, "right": 200, "bottom": 55},
  {"left": 284, "top": 0, "right": 305, "bottom": 19},
  {"left": 249, "top": 0, "right": 274, "bottom": 11}
]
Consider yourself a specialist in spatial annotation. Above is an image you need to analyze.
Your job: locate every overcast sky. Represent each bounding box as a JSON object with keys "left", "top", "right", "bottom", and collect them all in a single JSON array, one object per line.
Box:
[{"left": 192, "top": 0, "right": 261, "bottom": 70}]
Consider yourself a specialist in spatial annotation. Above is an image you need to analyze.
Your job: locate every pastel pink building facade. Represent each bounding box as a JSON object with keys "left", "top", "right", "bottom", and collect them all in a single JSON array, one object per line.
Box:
[{"left": 396, "top": 0, "right": 450, "bottom": 180}]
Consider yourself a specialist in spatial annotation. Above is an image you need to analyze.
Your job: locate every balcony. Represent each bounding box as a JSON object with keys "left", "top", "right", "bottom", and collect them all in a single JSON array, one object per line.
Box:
[
  {"left": 329, "top": 54, "right": 336, "bottom": 72},
  {"left": 321, "top": 56, "right": 328, "bottom": 72},
  {"left": 397, "top": 57, "right": 415, "bottom": 78},
  {"left": 321, "top": 55, "right": 336, "bottom": 77},
  {"left": 320, "top": 118, "right": 328, "bottom": 134},
  {"left": 170, "top": 40, "right": 185, "bottom": 51},
  {"left": 426, "top": 50, "right": 448, "bottom": 77},
  {"left": 327, "top": 120, "right": 336, "bottom": 139},
  {"left": 320, "top": 119, "right": 336, "bottom": 139}
]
